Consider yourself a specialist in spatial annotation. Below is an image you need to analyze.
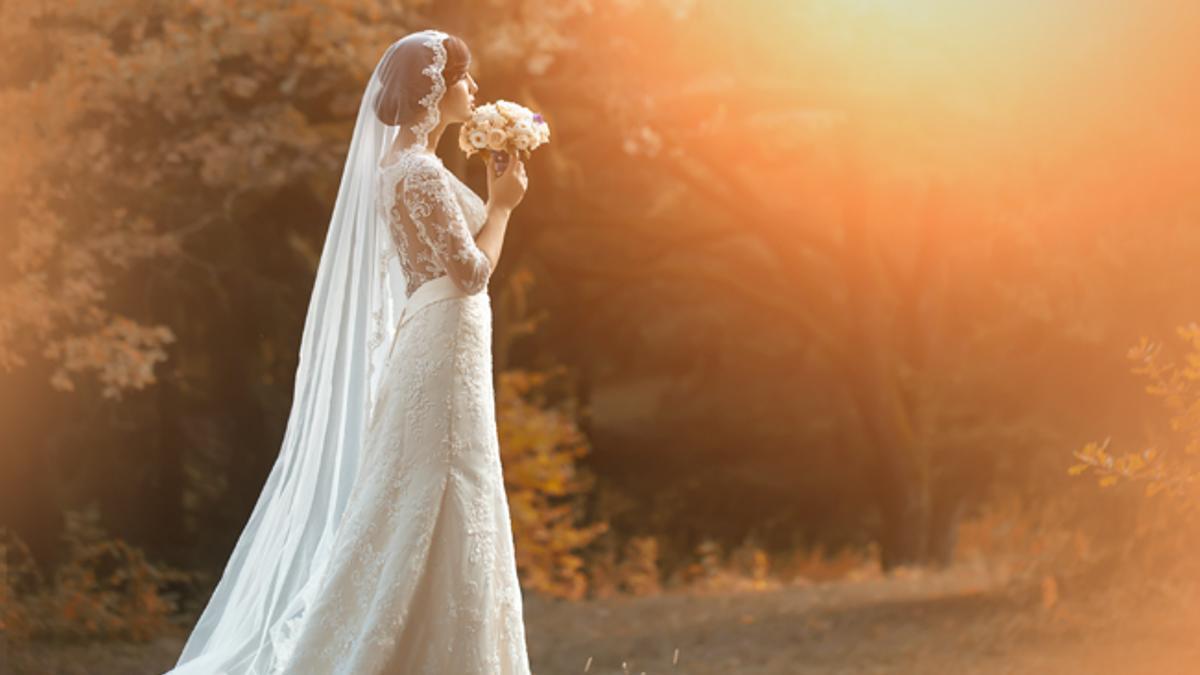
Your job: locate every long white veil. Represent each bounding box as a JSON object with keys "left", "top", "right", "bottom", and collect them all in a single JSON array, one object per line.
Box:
[{"left": 166, "top": 29, "right": 450, "bottom": 675}]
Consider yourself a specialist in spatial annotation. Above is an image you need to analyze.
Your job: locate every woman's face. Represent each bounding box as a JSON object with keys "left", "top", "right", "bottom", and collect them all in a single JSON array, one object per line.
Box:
[{"left": 441, "top": 71, "right": 478, "bottom": 124}]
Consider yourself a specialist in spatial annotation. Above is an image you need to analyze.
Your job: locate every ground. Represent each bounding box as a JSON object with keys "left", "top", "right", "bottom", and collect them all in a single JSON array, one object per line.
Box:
[{"left": 6, "top": 566, "right": 1197, "bottom": 674}]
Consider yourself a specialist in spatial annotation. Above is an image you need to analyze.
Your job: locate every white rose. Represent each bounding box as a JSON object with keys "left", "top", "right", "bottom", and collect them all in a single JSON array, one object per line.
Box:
[
  {"left": 513, "top": 133, "right": 532, "bottom": 151},
  {"left": 468, "top": 129, "right": 488, "bottom": 149},
  {"left": 486, "top": 127, "right": 508, "bottom": 151},
  {"left": 497, "top": 100, "right": 523, "bottom": 121}
]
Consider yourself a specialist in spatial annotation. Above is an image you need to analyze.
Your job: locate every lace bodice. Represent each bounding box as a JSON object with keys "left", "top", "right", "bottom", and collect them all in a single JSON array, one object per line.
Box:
[{"left": 378, "top": 149, "right": 492, "bottom": 296}]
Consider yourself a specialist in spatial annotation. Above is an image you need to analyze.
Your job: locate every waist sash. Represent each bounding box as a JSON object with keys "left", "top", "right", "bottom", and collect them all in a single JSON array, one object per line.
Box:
[
  {"left": 398, "top": 274, "right": 473, "bottom": 332},
  {"left": 382, "top": 274, "right": 483, "bottom": 365},
  {"left": 389, "top": 274, "right": 473, "bottom": 363}
]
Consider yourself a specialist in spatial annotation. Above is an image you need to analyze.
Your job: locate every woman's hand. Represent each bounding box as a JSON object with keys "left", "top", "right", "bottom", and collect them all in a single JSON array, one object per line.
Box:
[{"left": 486, "top": 150, "right": 528, "bottom": 213}]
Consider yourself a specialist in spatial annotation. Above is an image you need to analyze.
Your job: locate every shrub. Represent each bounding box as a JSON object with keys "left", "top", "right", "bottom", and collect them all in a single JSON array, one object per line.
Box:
[
  {"left": 0, "top": 504, "right": 194, "bottom": 642},
  {"left": 498, "top": 367, "right": 609, "bottom": 600},
  {"left": 1068, "top": 324, "right": 1200, "bottom": 586}
]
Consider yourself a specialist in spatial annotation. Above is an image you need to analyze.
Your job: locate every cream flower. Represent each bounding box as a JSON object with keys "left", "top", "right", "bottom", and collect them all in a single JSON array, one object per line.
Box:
[
  {"left": 486, "top": 127, "right": 508, "bottom": 151},
  {"left": 496, "top": 100, "right": 523, "bottom": 120},
  {"left": 459, "top": 100, "right": 548, "bottom": 159},
  {"left": 480, "top": 107, "right": 505, "bottom": 127}
]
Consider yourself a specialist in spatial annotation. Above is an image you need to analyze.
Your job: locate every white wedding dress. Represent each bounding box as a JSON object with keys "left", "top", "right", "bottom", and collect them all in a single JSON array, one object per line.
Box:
[
  {"left": 165, "top": 31, "right": 531, "bottom": 675},
  {"left": 266, "top": 147, "right": 532, "bottom": 674}
]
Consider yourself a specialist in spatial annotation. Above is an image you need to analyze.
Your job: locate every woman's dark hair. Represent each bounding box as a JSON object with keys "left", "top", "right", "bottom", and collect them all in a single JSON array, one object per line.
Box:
[{"left": 374, "top": 34, "right": 471, "bottom": 127}]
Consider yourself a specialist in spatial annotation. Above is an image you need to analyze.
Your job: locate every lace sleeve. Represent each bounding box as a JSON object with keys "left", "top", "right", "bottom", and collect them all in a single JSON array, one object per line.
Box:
[{"left": 400, "top": 158, "right": 493, "bottom": 295}]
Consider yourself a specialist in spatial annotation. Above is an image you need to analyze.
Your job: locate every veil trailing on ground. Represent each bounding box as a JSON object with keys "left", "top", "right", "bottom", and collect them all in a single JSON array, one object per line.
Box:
[{"left": 166, "top": 29, "right": 450, "bottom": 675}]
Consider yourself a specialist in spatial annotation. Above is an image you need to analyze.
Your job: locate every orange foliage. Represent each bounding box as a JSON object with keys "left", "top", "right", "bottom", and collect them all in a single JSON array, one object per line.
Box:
[
  {"left": 497, "top": 367, "right": 608, "bottom": 599},
  {"left": 1073, "top": 324, "right": 1200, "bottom": 504},
  {"left": 953, "top": 497, "right": 1098, "bottom": 588},
  {"left": 0, "top": 0, "right": 590, "bottom": 398},
  {"left": 1062, "top": 325, "right": 1200, "bottom": 587},
  {"left": 0, "top": 1, "right": 396, "bottom": 395},
  {"left": 0, "top": 505, "right": 195, "bottom": 642}
]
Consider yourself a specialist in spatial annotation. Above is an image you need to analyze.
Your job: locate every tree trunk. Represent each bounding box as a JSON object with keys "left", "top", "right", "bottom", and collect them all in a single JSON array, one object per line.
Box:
[
  {"left": 874, "top": 448, "right": 933, "bottom": 570},
  {"left": 877, "top": 469, "right": 965, "bottom": 570},
  {"left": 927, "top": 489, "right": 965, "bottom": 568},
  {"left": 146, "top": 375, "right": 188, "bottom": 563}
]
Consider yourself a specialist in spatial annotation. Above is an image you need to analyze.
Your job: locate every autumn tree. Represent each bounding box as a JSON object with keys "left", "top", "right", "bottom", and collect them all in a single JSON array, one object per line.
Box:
[
  {"left": 509, "top": 1, "right": 1200, "bottom": 567},
  {"left": 0, "top": 0, "right": 598, "bottom": 586}
]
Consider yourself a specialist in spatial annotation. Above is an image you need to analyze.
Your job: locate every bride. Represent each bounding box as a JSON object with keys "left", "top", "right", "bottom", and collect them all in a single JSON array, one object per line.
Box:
[{"left": 165, "top": 29, "right": 532, "bottom": 674}]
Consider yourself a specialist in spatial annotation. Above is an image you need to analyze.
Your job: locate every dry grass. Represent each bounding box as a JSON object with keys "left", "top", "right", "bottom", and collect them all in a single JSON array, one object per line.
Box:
[
  {"left": 9, "top": 504, "right": 1197, "bottom": 675},
  {"left": 526, "top": 563, "right": 1200, "bottom": 675},
  {"left": 8, "top": 561, "right": 1198, "bottom": 675}
]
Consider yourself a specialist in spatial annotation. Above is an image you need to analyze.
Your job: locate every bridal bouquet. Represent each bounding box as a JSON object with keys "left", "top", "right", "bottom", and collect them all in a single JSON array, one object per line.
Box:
[{"left": 458, "top": 100, "right": 550, "bottom": 167}]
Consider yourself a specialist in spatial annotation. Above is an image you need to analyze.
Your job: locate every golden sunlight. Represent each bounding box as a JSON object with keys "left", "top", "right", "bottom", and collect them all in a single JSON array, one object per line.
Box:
[{"left": 5, "top": 1, "right": 1200, "bottom": 672}]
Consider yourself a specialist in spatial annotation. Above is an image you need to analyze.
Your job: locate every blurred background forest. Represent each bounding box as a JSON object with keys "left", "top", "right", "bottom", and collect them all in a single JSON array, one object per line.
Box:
[{"left": 3, "top": 0, "right": 1200, "bottom": 672}]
